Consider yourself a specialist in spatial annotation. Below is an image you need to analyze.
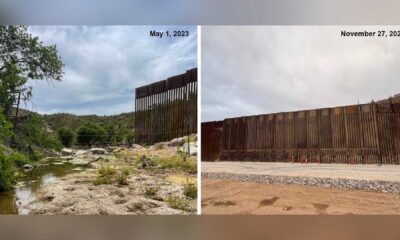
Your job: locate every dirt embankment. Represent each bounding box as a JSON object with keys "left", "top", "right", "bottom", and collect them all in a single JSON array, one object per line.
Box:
[
  {"left": 28, "top": 137, "right": 197, "bottom": 215},
  {"left": 202, "top": 179, "right": 400, "bottom": 215}
]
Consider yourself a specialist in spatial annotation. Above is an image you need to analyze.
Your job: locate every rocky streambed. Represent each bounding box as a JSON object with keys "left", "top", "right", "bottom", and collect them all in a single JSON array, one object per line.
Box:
[{"left": 1, "top": 136, "right": 198, "bottom": 215}]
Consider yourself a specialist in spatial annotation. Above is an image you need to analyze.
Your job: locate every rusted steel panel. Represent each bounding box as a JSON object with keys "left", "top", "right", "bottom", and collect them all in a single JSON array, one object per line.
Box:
[
  {"left": 135, "top": 68, "right": 197, "bottom": 144},
  {"left": 202, "top": 100, "right": 400, "bottom": 164},
  {"left": 201, "top": 121, "right": 223, "bottom": 161}
]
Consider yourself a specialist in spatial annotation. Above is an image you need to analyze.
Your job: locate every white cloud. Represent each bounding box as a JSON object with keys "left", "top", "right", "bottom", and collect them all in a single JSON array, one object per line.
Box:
[
  {"left": 26, "top": 26, "right": 197, "bottom": 115},
  {"left": 202, "top": 26, "right": 400, "bottom": 122}
]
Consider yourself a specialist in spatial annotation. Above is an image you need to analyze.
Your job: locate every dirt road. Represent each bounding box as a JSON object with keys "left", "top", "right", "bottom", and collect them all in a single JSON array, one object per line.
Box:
[
  {"left": 202, "top": 161, "right": 400, "bottom": 181},
  {"left": 202, "top": 179, "right": 400, "bottom": 215}
]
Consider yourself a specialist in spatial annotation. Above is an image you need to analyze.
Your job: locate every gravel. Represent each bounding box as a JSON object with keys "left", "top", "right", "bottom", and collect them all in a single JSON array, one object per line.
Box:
[{"left": 202, "top": 172, "right": 400, "bottom": 194}]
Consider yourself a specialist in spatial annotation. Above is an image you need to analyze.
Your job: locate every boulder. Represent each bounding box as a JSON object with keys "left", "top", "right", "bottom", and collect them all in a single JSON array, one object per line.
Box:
[
  {"left": 61, "top": 148, "right": 74, "bottom": 156},
  {"left": 106, "top": 146, "right": 120, "bottom": 152},
  {"left": 152, "top": 142, "right": 170, "bottom": 150},
  {"left": 131, "top": 144, "right": 145, "bottom": 150},
  {"left": 170, "top": 137, "right": 186, "bottom": 147},
  {"left": 75, "top": 150, "right": 89, "bottom": 155},
  {"left": 89, "top": 148, "right": 107, "bottom": 155},
  {"left": 182, "top": 143, "right": 197, "bottom": 156},
  {"left": 113, "top": 147, "right": 128, "bottom": 153},
  {"left": 22, "top": 164, "right": 34, "bottom": 171}
]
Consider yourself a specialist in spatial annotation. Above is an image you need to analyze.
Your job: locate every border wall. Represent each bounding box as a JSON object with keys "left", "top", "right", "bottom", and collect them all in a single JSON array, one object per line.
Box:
[
  {"left": 202, "top": 100, "right": 400, "bottom": 164},
  {"left": 135, "top": 68, "right": 197, "bottom": 144}
]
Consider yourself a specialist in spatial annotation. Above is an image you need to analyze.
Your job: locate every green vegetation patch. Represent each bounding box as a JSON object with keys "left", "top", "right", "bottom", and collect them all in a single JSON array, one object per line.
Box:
[
  {"left": 166, "top": 196, "right": 193, "bottom": 212},
  {"left": 183, "top": 181, "right": 197, "bottom": 199}
]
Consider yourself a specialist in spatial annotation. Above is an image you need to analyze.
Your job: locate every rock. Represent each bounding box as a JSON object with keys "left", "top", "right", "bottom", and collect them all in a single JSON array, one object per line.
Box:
[
  {"left": 112, "top": 147, "right": 127, "bottom": 153},
  {"left": 75, "top": 150, "right": 89, "bottom": 155},
  {"left": 182, "top": 143, "right": 197, "bottom": 156},
  {"left": 170, "top": 137, "right": 186, "bottom": 147},
  {"left": 61, "top": 148, "right": 74, "bottom": 156},
  {"left": 131, "top": 144, "right": 145, "bottom": 150},
  {"left": 152, "top": 142, "right": 170, "bottom": 150},
  {"left": 44, "top": 149, "right": 59, "bottom": 157},
  {"left": 22, "top": 164, "right": 34, "bottom": 171},
  {"left": 60, "top": 156, "right": 73, "bottom": 160},
  {"left": 89, "top": 148, "right": 107, "bottom": 155}
]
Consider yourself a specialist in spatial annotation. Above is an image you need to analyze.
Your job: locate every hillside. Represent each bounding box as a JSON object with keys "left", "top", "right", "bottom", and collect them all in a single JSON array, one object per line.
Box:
[
  {"left": 42, "top": 112, "right": 135, "bottom": 132},
  {"left": 12, "top": 108, "right": 135, "bottom": 132}
]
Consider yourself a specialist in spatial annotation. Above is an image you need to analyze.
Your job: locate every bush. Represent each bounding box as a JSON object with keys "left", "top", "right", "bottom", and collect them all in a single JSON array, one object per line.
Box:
[
  {"left": 0, "top": 108, "right": 12, "bottom": 144},
  {"left": 15, "top": 115, "right": 62, "bottom": 152},
  {"left": 57, "top": 127, "right": 75, "bottom": 147},
  {"left": 10, "top": 151, "right": 30, "bottom": 167},
  {"left": 143, "top": 185, "right": 160, "bottom": 198},
  {"left": 0, "top": 149, "right": 15, "bottom": 192},
  {"left": 152, "top": 155, "right": 197, "bottom": 174},
  {"left": 183, "top": 181, "right": 197, "bottom": 199},
  {"left": 76, "top": 122, "right": 106, "bottom": 146},
  {"left": 98, "top": 165, "right": 116, "bottom": 177},
  {"left": 125, "top": 131, "right": 135, "bottom": 146},
  {"left": 116, "top": 173, "right": 128, "bottom": 185},
  {"left": 166, "top": 196, "right": 193, "bottom": 212}
]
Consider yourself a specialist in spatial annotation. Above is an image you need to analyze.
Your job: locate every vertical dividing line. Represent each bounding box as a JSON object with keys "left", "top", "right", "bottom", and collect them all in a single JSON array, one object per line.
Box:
[{"left": 197, "top": 25, "right": 202, "bottom": 215}]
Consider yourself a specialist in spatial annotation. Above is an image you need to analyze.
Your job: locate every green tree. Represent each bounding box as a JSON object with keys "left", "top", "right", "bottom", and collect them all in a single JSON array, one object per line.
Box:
[
  {"left": 125, "top": 131, "right": 135, "bottom": 146},
  {"left": 16, "top": 115, "right": 62, "bottom": 156},
  {"left": 104, "top": 125, "right": 117, "bottom": 144},
  {"left": 0, "top": 148, "right": 14, "bottom": 192},
  {"left": 0, "top": 109, "right": 14, "bottom": 192},
  {"left": 57, "top": 127, "right": 75, "bottom": 147},
  {"left": 0, "top": 108, "right": 12, "bottom": 144},
  {"left": 76, "top": 122, "right": 106, "bottom": 146},
  {"left": 0, "top": 26, "right": 64, "bottom": 115}
]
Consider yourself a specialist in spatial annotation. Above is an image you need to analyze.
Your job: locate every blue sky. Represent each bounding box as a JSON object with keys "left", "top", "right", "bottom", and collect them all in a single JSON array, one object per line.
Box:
[{"left": 26, "top": 26, "right": 197, "bottom": 115}]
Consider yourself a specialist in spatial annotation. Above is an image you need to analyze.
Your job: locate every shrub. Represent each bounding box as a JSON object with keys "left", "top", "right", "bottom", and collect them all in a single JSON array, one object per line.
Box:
[
  {"left": 0, "top": 108, "right": 12, "bottom": 144},
  {"left": 98, "top": 165, "right": 116, "bottom": 177},
  {"left": 15, "top": 115, "right": 62, "bottom": 152},
  {"left": 76, "top": 122, "right": 106, "bottom": 146},
  {"left": 94, "top": 165, "right": 117, "bottom": 186},
  {"left": 143, "top": 185, "right": 160, "bottom": 198},
  {"left": 122, "top": 167, "right": 131, "bottom": 176},
  {"left": 10, "top": 151, "right": 30, "bottom": 167},
  {"left": 183, "top": 181, "right": 197, "bottom": 199},
  {"left": 166, "top": 196, "right": 193, "bottom": 212},
  {"left": 152, "top": 155, "right": 197, "bottom": 174},
  {"left": 57, "top": 127, "right": 75, "bottom": 147},
  {"left": 125, "top": 131, "right": 135, "bottom": 146},
  {"left": 0, "top": 149, "right": 15, "bottom": 192},
  {"left": 116, "top": 173, "right": 128, "bottom": 185}
]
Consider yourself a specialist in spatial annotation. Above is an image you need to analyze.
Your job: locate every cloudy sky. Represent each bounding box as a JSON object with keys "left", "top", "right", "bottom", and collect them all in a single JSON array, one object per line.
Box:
[
  {"left": 202, "top": 26, "right": 400, "bottom": 122},
  {"left": 26, "top": 26, "right": 197, "bottom": 115}
]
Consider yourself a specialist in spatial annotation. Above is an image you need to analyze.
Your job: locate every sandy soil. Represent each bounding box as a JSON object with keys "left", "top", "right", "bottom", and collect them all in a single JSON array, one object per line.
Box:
[{"left": 202, "top": 179, "right": 400, "bottom": 215}]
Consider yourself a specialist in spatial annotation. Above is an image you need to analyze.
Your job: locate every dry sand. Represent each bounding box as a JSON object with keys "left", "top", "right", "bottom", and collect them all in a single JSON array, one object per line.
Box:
[{"left": 202, "top": 179, "right": 400, "bottom": 215}]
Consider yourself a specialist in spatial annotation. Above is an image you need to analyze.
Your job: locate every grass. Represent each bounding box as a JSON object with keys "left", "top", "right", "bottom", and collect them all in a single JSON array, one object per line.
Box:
[
  {"left": 183, "top": 181, "right": 197, "bottom": 199},
  {"left": 166, "top": 196, "right": 193, "bottom": 212},
  {"left": 116, "top": 173, "right": 128, "bottom": 185},
  {"left": 143, "top": 185, "right": 160, "bottom": 198},
  {"left": 94, "top": 165, "right": 131, "bottom": 186},
  {"left": 151, "top": 155, "right": 197, "bottom": 174}
]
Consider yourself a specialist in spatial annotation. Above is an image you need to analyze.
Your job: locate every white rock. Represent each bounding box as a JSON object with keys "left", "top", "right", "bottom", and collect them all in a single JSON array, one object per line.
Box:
[
  {"left": 182, "top": 143, "right": 197, "bottom": 156},
  {"left": 170, "top": 137, "right": 186, "bottom": 147},
  {"left": 89, "top": 148, "right": 106, "bottom": 155},
  {"left": 22, "top": 164, "right": 34, "bottom": 171},
  {"left": 61, "top": 148, "right": 74, "bottom": 156},
  {"left": 75, "top": 150, "right": 89, "bottom": 155}
]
